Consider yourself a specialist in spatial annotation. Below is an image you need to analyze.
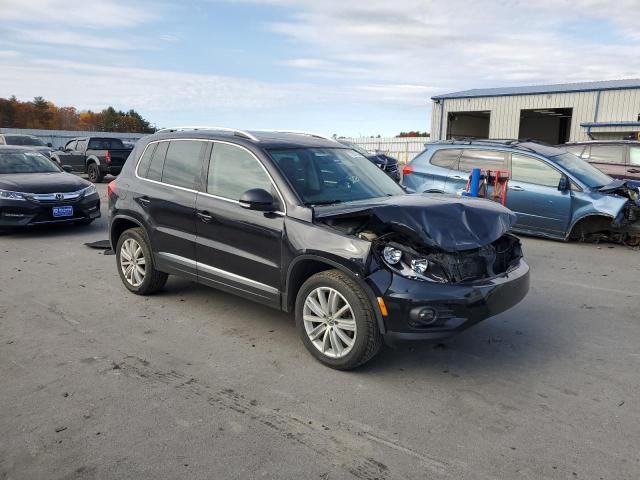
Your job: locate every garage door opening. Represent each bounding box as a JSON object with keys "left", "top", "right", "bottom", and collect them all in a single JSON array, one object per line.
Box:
[
  {"left": 518, "top": 108, "right": 572, "bottom": 144},
  {"left": 447, "top": 111, "right": 490, "bottom": 140}
]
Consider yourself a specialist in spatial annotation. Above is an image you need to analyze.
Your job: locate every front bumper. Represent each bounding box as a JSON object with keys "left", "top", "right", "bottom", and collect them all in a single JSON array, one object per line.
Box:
[
  {"left": 375, "top": 260, "right": 530, "bottom": 342},
  {"left": 0, "top": 193, "right": 101, "bottom": 227}
]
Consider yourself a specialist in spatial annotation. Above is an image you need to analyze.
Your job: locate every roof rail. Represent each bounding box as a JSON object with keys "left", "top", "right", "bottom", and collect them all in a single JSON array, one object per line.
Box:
[
  {"left": 252, "top": 130, "right": 336, "bottom": 142},
  {"left": 155, "top": 126, "right": 259, "bottom": 142}
]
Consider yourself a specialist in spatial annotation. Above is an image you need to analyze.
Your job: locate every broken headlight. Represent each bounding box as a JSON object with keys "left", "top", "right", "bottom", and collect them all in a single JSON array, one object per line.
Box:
[{"left": 377, "top": 241, "right": 448, "bottom": 283}]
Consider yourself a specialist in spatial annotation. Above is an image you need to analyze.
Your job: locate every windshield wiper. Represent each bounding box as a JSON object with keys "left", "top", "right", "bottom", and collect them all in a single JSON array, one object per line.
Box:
[{"left": 306, "top": 200, "right": 343, "bottom": 206}]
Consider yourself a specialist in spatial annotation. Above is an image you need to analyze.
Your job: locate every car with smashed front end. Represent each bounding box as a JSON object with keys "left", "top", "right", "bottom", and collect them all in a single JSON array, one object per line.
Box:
[
  {"left": 108, "top": 128, "right": 529, "bottom": 370},
  {"left": 403, "top": 140, "right": 640, "bottom": 246}
]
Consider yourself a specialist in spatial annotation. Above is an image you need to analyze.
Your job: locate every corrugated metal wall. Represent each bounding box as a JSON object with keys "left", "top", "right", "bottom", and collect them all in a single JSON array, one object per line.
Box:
[
  {"left": 431, "top": 88, "right": 640, "bottom": 142},
  {"left": 0, "top": 128, "right": 147, "bottom": 149},
  {"left": 343, "top": 137, "right": 429, "bottom": 164}
]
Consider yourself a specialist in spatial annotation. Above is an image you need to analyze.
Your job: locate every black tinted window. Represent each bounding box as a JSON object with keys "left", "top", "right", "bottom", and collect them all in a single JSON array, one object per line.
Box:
[
  {"left": 511, "top": 154, "right": 561, "bottom": 187},
  {"left": 430, "top": 149, "right": 461, "bottom": 168},
  {"left": 137, "top": 143, "right": 156, "bottom": 177},
  {"left": 208, "top": 143, "right": 272, "bottom": 200},
  {"left": 161, "top": 140, "right": 204, "bottom": 189},
  {"left": 458, "top": 149, "right": 508, "bottom": 172},
  {"left": 88, "top": 138, "right": 125, "bottom": 149},
  {"left": 587, "top": 145, "right": 625, "bottom": 164},
  {"left": 146, "top": 141, "right": 169, "bottom": 182}
]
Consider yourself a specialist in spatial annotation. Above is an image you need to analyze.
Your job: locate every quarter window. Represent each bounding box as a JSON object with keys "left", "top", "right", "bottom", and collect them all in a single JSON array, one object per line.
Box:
[
  {"left": 629, "top": 146, "right": 640, "bottom": 166},
  {"left": 136, "top": 143, "right": 156, "bottom": 177},
  {"left": 146, "top": 141, "right": 169, "bottom": 182},
  {"left": 458, "top": 149, "right": 508, "bottom": 172},
  {"left": 430, "top": 149, "right": 461, "bottom": 169},
  {"left": 587, "top": 145, "right": 625, "bottom": 164},
  {"left": 208, "top": 143, "right": 273, "bottom": 201},
  {"left": 511, "top": 154, "right": 561, "bottom": 188},
  {"left": 161, "top": 140, "right": 205, "bottom": 189}
]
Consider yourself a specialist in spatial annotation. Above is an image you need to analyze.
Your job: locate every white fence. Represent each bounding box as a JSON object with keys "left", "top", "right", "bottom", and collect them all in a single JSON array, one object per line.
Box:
[{"left": 342, "top": 136, "right": 429, "bottom": 164}]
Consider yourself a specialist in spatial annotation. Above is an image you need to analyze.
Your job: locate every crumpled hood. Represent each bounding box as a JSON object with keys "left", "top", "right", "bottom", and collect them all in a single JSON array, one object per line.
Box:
[
  {"left": 0, "top": 172, "right": 89, "bottom": 194},
  {"left": 598, "top": 179, "right": 640, "bottom": 204},
  {"left": 314, "top": 193, "right": 517, "bottom": 252}
]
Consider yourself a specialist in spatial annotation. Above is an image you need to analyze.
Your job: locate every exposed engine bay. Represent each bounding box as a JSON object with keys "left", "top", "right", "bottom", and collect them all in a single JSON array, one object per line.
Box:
[{"left": 315, "top": 194, "right": 523, "bottom": 283}]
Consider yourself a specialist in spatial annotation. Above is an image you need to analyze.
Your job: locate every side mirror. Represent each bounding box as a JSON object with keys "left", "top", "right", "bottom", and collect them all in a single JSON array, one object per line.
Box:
[
  {"left": 239, "top": 188, "right": 276, "bottom": 212},
  {"left": 558, "top": 175, "right": 570, "bottom": 191},
  {"left": 62, "top": 165, "right": 73, "bottom": 173},
  {"left": 47, "top": 142, "right": 53, "bottom": 148}
]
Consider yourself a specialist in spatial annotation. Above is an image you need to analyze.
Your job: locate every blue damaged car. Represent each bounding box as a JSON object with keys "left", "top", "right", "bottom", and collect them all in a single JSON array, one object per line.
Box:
[{"left": 402, "top": 140, "right": 640, "bottom": 245}]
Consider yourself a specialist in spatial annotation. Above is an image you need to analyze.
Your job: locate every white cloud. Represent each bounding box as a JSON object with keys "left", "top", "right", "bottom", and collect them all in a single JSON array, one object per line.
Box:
[{"left": 1, "top": 0, "right": 154, "bottom": 29}]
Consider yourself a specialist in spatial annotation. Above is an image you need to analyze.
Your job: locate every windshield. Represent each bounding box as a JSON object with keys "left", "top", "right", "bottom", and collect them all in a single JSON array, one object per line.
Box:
[
  {"left": 552, "top": 152, "right": 612, "bottom": 188},
  {"left": 5, "top": 135, "right": 46, "bottom": 147},
  {"left": 0, "top": 151, "right": 61, "bottom": 174},
  {"left": 268, "top": 147, "right": 404, "bottom": 205},
  {"left": 88, "top": 138, "right": 124, "bottom": 149}
]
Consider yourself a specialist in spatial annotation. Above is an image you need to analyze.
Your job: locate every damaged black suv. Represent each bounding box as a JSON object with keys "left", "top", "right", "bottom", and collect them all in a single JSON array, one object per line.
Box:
[{"left": 108, "top": 128, "right": 529, "bottom": 369}]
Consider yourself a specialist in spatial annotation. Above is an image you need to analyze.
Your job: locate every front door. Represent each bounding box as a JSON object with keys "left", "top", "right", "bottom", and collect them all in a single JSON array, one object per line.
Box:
[
  {"left": 506, "top": 153, "right": 572, "bottom": 236},
  {"left": 195, "top": 141, "right": 283, "bottom": 307}
]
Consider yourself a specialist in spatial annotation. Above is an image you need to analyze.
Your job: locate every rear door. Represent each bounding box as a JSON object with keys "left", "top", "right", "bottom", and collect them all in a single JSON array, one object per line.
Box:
[
  {"left": 627, "top": 145, "right": 640, "bottom": 180},
  {"left": 583, "top": 144, "right": 626, "bottom": 179},
  {"left": 445, "top": 149, "right": 508, "bottom": 193},
  {"left": 135, "top": 139, "right": 205, "bottom": 278},
  {"left": 422, "top": 148, "right": 461, "bottom": 192},
  {"left": 506, "top": 153, "right": 572, "bottom": 236},
  {"left": 195, "top": 141, "right": 283, "bottom": 306}
]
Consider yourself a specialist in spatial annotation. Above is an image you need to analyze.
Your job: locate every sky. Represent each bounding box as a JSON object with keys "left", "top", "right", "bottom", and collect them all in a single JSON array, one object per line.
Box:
[{"left": 1, "top": 0, "right": 640, "bottom": 137}]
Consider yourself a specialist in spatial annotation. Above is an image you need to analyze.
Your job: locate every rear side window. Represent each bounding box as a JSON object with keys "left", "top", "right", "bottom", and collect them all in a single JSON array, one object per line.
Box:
[
  {"left": 136, "top": 143, "right": 157, "bottom": 177},
  {"left": 430, "top": 149, "right": 461, "bottom": 168},
  {"left": 207, "top": 143, "right": 272, "bottom": 201},
  {"left": 161, "top": 140, "right": 205, "bottom": 189},
  {"left": 630, "top": 146, "right": 640, "bottom": 166},
  {"left": 458, "top": 149, "right": 507, "bottom": 172},
  {"left": 146, "top": 141, "right": 169, "bottom": 182},
  {"left": 511, "top": 154, "right": 561, "bottom": 187},
  {"left": 587, "top": 145, "right": 625, "bottom": 164}
]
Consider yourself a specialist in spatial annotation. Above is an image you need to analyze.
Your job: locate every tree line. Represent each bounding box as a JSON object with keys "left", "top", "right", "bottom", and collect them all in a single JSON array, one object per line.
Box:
[{"left": 0, "top": 96, "right": 155, "bottom": 133}]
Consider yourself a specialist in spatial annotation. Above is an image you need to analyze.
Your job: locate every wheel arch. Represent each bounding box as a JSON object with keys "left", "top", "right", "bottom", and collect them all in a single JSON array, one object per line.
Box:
[
  {"left": 284, "top": 255, "right": 386, "bottom": 334},
  {"left": 110, "top": 214, "right": 144, "bottom": 250},
  {"left": 566, "top": 213, "right": 615, "bottom": 240}
]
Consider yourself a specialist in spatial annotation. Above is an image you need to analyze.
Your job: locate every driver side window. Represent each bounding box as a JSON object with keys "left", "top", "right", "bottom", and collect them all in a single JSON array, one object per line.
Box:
[
  {"left": 207, "top": 142, "right": 274, "bottom": 202},
  {"left": 65, "top": 140, "right": 77, "bottom": 151},
  {"left": 511, "top": 154, "right": 562, "bottom": 188}
]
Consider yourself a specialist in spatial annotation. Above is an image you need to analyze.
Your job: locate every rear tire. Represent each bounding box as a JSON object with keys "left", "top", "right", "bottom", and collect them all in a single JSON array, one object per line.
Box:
[
  {"left": 295, "top": 269, "right": 382, "bottom": 370},
  {"left": 87, "top": 163, "right": 103, "bottom": 183},
  {"left": 116, "top": 227, "right": 167, "bottom": 295}
]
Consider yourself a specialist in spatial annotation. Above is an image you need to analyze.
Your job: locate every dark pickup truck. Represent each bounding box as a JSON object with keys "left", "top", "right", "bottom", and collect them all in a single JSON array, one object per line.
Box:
[{"left": 51, "top": 137, "right": 131, "bottom": 183}]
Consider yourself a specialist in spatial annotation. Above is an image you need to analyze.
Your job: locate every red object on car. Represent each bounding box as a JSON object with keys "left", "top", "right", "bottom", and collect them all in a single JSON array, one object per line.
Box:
[{"left": 402, "top": 164, "right": 413, "bottom": 176}]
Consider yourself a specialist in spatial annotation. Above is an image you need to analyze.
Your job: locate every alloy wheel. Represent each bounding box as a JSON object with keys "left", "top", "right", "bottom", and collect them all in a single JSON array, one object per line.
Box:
[
  {"left": 303, "top": 287, "right": 357, "bottom": 358},
  {"left": 120, "top": 238, "right": 146, "bottom": 287}
]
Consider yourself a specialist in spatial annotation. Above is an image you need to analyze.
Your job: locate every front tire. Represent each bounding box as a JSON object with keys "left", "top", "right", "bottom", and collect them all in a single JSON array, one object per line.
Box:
[
  {"left": 116, "top": 228, "right": 167, "bottom": 295},
  {"left": 295, "top": 269, "right": 382, "bottom": 370},
  {"left": 87, "top": 163, "right": 103, "bottom": 183}
]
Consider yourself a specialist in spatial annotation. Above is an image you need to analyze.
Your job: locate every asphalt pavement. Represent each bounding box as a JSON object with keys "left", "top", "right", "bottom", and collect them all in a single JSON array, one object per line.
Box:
[{"left": 1, "top": 183, "right": 639, "bottom": 479}]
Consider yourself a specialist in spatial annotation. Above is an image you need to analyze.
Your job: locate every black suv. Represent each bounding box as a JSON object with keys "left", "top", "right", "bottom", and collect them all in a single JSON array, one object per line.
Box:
[{"left": 108, "top": 128, "right": 529, "bottom": 369}]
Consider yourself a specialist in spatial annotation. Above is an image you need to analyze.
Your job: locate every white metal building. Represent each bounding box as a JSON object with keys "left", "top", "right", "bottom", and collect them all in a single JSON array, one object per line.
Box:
[{"left": 430, "top": 79, "right": 640, "bottom": 144}]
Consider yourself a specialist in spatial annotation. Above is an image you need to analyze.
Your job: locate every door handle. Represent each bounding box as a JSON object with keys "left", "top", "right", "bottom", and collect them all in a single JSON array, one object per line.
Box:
[
  {"left": 138, "top": 196, "right": 151, "bottom": 206},
  {"left": 196, "top": 210, "right": 213, "bottom": 223},
  {"left": 509, "top": 185, "right": 524, "bottom": 191},
  {"left": 628, "top": 168, "right": 640, "bottom": 173},
  {"left": 451, "top": 175, "right": 464, "bottom": 180}
]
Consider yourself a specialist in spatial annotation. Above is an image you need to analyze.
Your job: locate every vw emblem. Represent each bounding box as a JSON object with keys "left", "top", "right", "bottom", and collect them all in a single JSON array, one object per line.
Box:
[{"left": 55, "top": 193, "right": 64, "bottom": 200}]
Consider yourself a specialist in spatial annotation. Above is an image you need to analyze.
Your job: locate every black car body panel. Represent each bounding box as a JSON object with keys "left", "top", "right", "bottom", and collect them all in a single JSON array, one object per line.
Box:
[{"left": 109, "top": 129, "right": 529, "bottom": 343}]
